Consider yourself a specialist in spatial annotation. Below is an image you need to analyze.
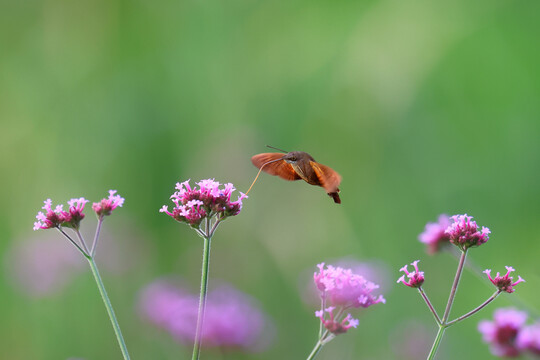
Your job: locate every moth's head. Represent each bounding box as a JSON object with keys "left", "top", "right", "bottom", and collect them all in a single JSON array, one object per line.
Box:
[
  {"left": 283, "top": 152, "right": 298, "bottom": 164},
  {"left": 283, "top": 151, "right": 313, "bottom": 164}
]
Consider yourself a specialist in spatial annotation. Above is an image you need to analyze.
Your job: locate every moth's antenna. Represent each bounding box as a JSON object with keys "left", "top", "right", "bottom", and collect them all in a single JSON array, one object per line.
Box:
[
  {"left": 245, "top": 158, "right": 283, "bottom": 196},
  {"left": 265, "top": 145, "right": 288, "bottom": 153}
]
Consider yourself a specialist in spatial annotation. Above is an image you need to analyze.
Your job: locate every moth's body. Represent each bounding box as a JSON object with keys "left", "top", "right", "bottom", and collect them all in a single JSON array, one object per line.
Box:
[{"left": 251, "top": 150, "right": 342, "bottom": 204}]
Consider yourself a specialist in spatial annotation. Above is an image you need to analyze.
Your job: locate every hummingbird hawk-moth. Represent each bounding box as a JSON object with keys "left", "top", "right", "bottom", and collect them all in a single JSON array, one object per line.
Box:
[{"left": 250, "top": 147, "right": 342, "bottom": 204}]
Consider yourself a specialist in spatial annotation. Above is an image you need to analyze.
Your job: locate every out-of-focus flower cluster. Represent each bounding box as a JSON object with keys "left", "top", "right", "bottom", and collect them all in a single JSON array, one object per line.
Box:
[
  {"left": 33, "top": 191, "right": 124, "bottom": 231},
  {"left": 138, "top": 279, "right": 270, "bottom": 351},
  {"left": 418, "top": 214, "right": 451, "bottom": 254},
  {"left": 5, "top": 232, "right": 85, "bottom": 297},
  {"left": 313, "top": 263, "right": 385, "bottom": 335},
  {"left": 478, "top": 307, "right": 540, "bottom": 358},
  {"left": 160, "top": 179, "right": 247, "bottom": 228},
  {"left": 419, "top": 214, "right": 490, "bottom": 253}
]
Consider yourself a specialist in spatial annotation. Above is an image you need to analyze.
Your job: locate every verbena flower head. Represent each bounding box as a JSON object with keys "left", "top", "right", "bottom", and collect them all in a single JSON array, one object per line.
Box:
[
  {"left": 517, "top": 322, "right": 540, "bottom": 355},
  {"left": 315, "top": 307, "right": 359, "bottom": 335},
  {"left": 138, "top": 280, "right": 269, "bottom": 351},
  {"left": 92, "top": 190, "right": 125, "bottom": 218},
  {"left": 444, "top": 214, "right": 490, "bottom": 250},
  {"left": 313, "top": 263, "right": 385, "bottom": 335},
  {"left": 419, "top": 214, "right": 451, "bottom": 254},
  {"left": 160, "top": 179, "right": 247, "bottom": 228},
  {"left": 397, "top": 260, "right": 425, "bottom": 288},
  {"left": 478, "top": 307, "right": 528, "bottom": 357},
  {"left": 61, "top": 198, "right": 89, "bottom": 229},
  {"left": 484, "top": 266, "right": 525, "bottom": 294},
  {"left": 33, "top": 199, "right": 65, "bottom": 230}
]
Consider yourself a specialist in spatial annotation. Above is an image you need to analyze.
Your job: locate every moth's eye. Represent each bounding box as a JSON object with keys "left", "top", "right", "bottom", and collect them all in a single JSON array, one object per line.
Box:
[{"left": 290, "top": 156, "right": 296, "bottom": 161}]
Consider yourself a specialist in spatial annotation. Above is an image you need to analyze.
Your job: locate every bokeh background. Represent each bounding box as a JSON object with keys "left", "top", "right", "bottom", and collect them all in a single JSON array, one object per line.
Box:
[{"left": 1, "top": 0, "right": 539, "bottom": 359}]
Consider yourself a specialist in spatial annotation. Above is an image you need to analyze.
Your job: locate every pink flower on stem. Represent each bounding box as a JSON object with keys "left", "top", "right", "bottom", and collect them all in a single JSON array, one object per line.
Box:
[
  {"left": 484, "top": 267, "right": 525, "bottom": 294},
  {"left": 313, "top": 263, "right": 385, "bottom": 335},
  {"left": 444, "top": 214, "right": 490, "bottom": 250},
  {"left": 160, "top": 179, "right": 247, "bottom": 228},
  {"left": 397, "top": 260, "right": 425, "bottom": 288},
  {"left": 418, "top": 215, "right": 451, "bottom": 254},
  {"left": 92, "top": 190, "right": 125, "bottom": 218},
  {"left": 315, "top": 307, "right": 359, "bottom": 335},
  {"left": 61, "top": 198, "right": 89, "bottom": 229},
  {"left": 478, "top": 308, "right": 528, "bottom": 357},
  {"left": 33, "top": 199, "right": 65, "bottom": 230},
  {"left": 517, "top": 322, "right": 540, "bottom": 355}
]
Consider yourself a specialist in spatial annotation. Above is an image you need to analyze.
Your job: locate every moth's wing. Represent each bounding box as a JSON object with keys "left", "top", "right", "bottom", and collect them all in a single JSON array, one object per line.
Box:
[
  {"left": 310, "top": 161, "right": 342, "bottom": 203},
  {"left": 251, "top": 153, "right": 301, "bottom": 181},
  {"left": 309, "top": 162, "right": 341, "bottom": 192}
]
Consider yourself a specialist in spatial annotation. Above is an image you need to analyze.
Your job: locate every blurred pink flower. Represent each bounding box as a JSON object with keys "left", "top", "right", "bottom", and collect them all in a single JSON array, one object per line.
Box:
[
  {"left": 484, "top": 266, "right": 525, "bottom": 294},
  {"left": 300, "top": 259, "right": 390, "bottom": 306},
  {"left": 517, "top": 322, "right": 540, "bottom": 355},
  {"left": 418, "top": 214, "right": 450, "bottom": 254},
  {"left": 138, "top": 279, "right": 270, "bottom": 351},
  {"left": 478, "top": 308, "right": 528, "bottom": 357},
  {"left": 313, "top": 263, "right": 385, "bottom": 335},
  {"left": 314, "top": 263, "right": 386, "bottom": 309},
  {"left": 5, "top": 232, "right": 85, "bottom": 297},
  {"left": 445, "top": 214, "right": 490, "bottom": 250}
]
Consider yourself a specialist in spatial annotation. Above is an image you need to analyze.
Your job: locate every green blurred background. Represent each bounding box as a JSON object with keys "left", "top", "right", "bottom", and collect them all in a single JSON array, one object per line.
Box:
[{"left": 1, "top": 0, "right": 539, "bottom": 359}]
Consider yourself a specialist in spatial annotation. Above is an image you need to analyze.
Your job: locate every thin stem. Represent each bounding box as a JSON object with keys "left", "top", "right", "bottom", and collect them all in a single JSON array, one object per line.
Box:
[
  {"left": 209, "top": 218, "right": 222, "bottom": 237},
  {"left": 306, "top": 340, "right": 324, "bottom": 360},
  {"left": 427, "top": 326, "right": 445, "bottom": 360},
  {"left": 418, "top": 287, "right": 442, "bottom": 325},
  {"left": 57, "top": 228, "right": 88, "bottom": 257},
  {"left": 192, "top": 219, "right": 212, "bottom": 360},
  {"left": 87, "top": 257, "right": 131, "bottom": 360},
  {"left": 90, "top": 217, "right": 104, "bottom": 257},
  {"left": 442, "top": 249, "right": 468, "bottom": 323},
  {"left": 318, "top": 297, "right": 326, "bottom": 339},
  {"left": 75, "top": 229, "right": 91, "bottom": 255},
  {"left": 446, "top": 290, "right": 501, "bottom": 327}
]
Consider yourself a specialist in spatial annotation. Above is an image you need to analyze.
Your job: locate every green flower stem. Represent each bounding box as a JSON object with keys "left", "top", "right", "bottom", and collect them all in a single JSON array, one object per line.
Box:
[
  {"left": 74, "top": 229, "right": 91, "bottom": 255},
  {"left": 442, "top": 249, "right": 468, "bottom": 323},
  {"left": 306, "top": 340, "right": 324, "bottom": 360},
  {"left": 87, "top": 257, "right": 131, "bottom": 360},
  {"left": 57, "top": 228, "right": 87, "bottom": 257},
  {"left": 418, "top": 287, "right": 441, "bottom": 325},
  {"left": 192, "top": 225, "right": 212, "bottom": 360},
  {"left": 91, "top": 217, "right": 104, "bottom": 257},
  {"left": 426, "top": 249, "right": 468, "bottom": 360},
  {"left": 446, "top": 290, "right": 501, "bottom": 327},
  {"left": 427, "top": 326, "right": 446, "bottom": 360}
]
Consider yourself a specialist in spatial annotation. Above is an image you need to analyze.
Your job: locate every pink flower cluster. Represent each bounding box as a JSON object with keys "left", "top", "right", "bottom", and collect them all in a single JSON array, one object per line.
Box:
[
  {"left": 138, "top": 280, "right": 269, "bottom": 351},
  {"left": 313, "top": 263, "right": 385, "bottom": 335},
  {"left": 160, "top": 179, "right": 247, "bottom": 227},
  {"left": 418, "top": 215, "right": 451, "bottom": 254},
  {"left": 484, "top": 266, "right": 525, "bottom": 294},
  {"left": 444, "top": 214, "right": 490, "bottom": 250},
  {"left": 33, "top": 191, "right": 124, "bottom": 231},
  {"left": 397, "top": 260, "right": 425, "bottom": 288},
  {"left": 478, "top": 308, "right": 540, "bottom": 357},
  {"left": 92, "top": 190, "right": 125, "bottom": 217},
  {"left": 315, "top": 307, "right": 358, "bottom": 334}
]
